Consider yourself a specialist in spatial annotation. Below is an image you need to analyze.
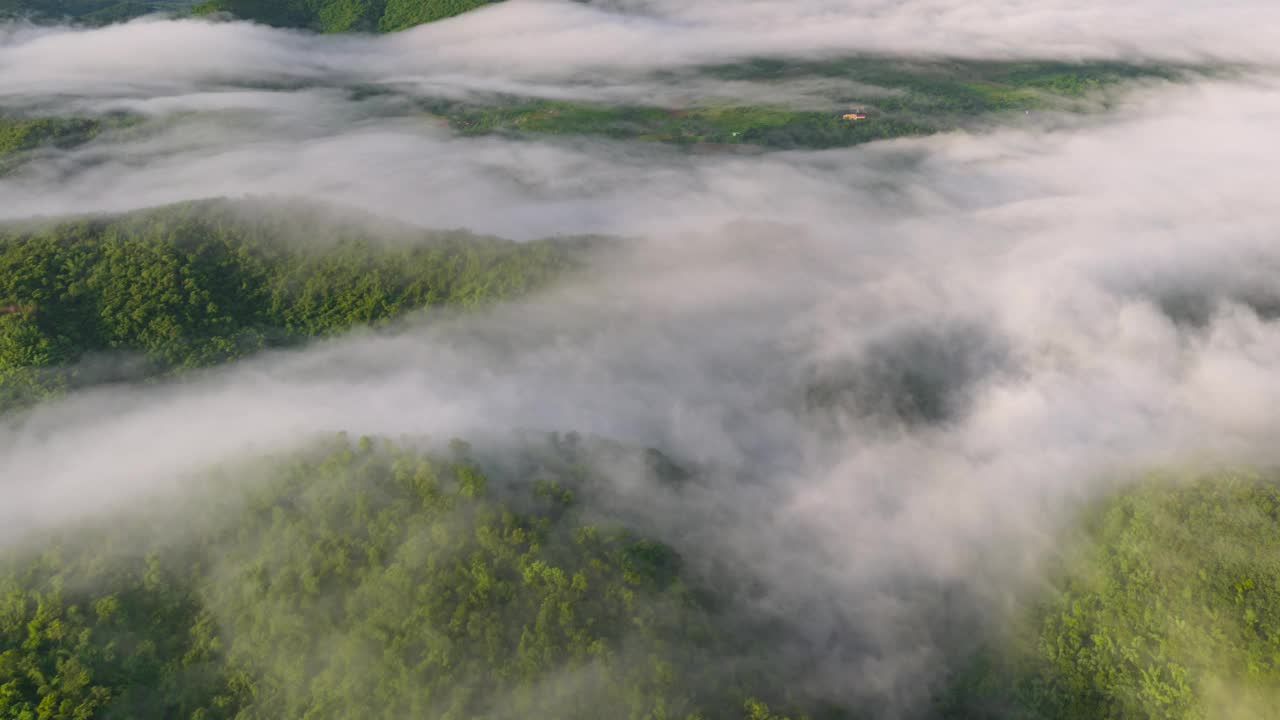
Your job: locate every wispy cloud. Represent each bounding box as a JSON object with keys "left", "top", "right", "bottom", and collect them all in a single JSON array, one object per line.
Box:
[{"left": 3, "top": 4, "right": 1280, "bottom": 712}]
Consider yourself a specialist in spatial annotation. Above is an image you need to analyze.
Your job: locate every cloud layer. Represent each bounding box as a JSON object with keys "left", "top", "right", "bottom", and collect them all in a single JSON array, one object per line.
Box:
[
  {"left": 4, "top": 73, "right": 1280, "bottom": 711},
  {"left": 4, "top": 0, "right": 1280, "bottom": 109},
  {"left": 4, "top": 3, "right": 1280, "bottom": 713}
]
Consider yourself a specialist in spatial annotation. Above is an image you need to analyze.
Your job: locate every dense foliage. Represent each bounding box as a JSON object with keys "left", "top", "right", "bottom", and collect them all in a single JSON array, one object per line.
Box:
[
  {"left": 419, "top": 60, "right": 1179, "bottom": 150},
  {"left": 0, "top": 199, "right": 585, "bottom": 411},
  {"left": 0, "top": 0, "right": 191, "bottom": 23},
  {"left": 706, "top": 58, "right": 1179, "bottom": 102},
  {"left": 0, "top": 435, "right": 813, "bottom": 720},
  {"left": 9, "top": 439, "right": 1280, "bottom": 719},
  {"left": 943, "top": 473, "right": 1280, "bottom": 720},
  {"left": 191, "top": 0, "right": 498, "bottom": 32},
  {"left": 0, "top": 0, "right": 497, "bottom": 28},
  {"left": 426, "top": 100, "right": 931, "bottom": 151},
  {"left": 378, "top": 0, "right": 495, "bottom": 30},
  {"left": 0, "top": 115, "right": 128, "bottom": 175}
]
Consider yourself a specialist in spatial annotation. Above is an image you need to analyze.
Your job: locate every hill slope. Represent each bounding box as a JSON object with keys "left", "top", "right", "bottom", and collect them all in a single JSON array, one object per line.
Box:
[
  {"left": 0, "top": 0, "right": 193, "bottom": 23},
  {"left": 0, "top": 0, "right": 497, "bottom": 28},
  {"left": 0, "top": 198, "right": 588, "bottom": 412},
  {"left": 191, "top": 0, "right": 500, "bottom": 32},
  {"left": 0, "top": 435, "right": 816, "bottom": 720},
  {"left": 944, "top": 473, "right": 1280, "bottom": 720}
]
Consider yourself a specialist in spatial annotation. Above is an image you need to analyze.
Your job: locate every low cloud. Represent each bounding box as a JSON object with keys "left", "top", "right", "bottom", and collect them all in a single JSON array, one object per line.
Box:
[
  {"left": 3, "top": 0, "right": 1279, "bottom": 111},
  {"left": 4, "top": 73, "right": 1280, "bottom": 712},
  {"left": 3, "top": 5, "right": 1280, "bottom": 714}
]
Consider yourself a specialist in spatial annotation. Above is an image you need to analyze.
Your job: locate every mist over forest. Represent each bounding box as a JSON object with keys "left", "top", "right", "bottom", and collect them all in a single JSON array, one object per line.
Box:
[{"left": 2, "top": 1, "right": 1280, "bottom": 719}]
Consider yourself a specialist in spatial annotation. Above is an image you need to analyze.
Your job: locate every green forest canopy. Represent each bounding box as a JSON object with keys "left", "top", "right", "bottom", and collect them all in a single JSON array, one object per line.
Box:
[
  {"left": 4, "top": 434, "right": 1280, "bottom": 719},
  {"left": 0, "top": 0, "right": 502, "bottom": 29},
  {"left": 0, "top": 435, "right": 816, "bottom": 720},
  {"left": 0, "top": 57, "right": 1174, "bottom": 174},
  {"left": 0, "top": 48, "right": 1187, "bottom": 162},
  {"left": 0, "top": 198, "right": 591, "bottom": 411},
  {"left": 422, "top": 58, "right": 1174, "bottom": 150},
  {"left": 190, "top": 0, "right": 502, "bottom": 32},
  {"left": 943, "top": 472, "right": 1280, "bottom": 720},
  {"left": 0, "top": 115, "right": 123, "bottom": 175},
  {"left": 0, "top": 0, "right": 192, "bottom": 23}
]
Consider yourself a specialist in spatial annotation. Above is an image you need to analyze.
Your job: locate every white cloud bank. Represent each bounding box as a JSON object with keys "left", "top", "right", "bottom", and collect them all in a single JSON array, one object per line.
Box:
[
  {"left": 3, "top": 2, "right": 1280, "bottom": 711},
  {"left": 3, "top": 72, "right": 1280, "bottom": 709},
  {"left": 2, "top": 0, "right": 1279, "bottom": 108}
]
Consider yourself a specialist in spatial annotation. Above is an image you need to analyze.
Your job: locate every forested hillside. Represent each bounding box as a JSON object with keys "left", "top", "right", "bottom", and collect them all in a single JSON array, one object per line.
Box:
[
  {"left": 0, "top": 435, "right": 815, "bottom": 720},
  {"left": 422, "top": 60, "right": 1175, "bottom": 150},
  {"left": 0, "top": 0, "right": 497, "bottom": 28},
  {"left": 191, "top": 0, "right": 500, "bottom": 32},
  {"left": 942, "top": 474, "right": 1280, "bottom": 720},
  {"left": 5, "top": 433, "right": 1279, "bottom": 720},
  {"left": 0, "top": 115, "right": 123, "bottom": 174},
  {"left": 0, "top": 199, "right": 587, "bottom": 411},
  {"left": 0, "top": 56, "right": 1169, "bottom": 168},
  {"left": 2, "top": 0, "right": 1278, "bottom": 718},
  {"left": 0, "top": 0, "right": 191, "bottom": 22}
]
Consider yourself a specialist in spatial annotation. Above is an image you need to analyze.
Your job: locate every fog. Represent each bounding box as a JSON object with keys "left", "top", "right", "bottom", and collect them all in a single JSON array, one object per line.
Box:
[
  {"left": 6, "top": 0, "right": 1280, "bottom": 100},
  {"left": 11, "top": 77, "right": 1280, "bottom": 533},
  {"left": 4, "top": 0, "right": 1280, "bottom": 111},
  {"left": 402, "top": 0, "right": 1280, "bottom": 69},
  {"left": 3, "top": 2, "right": 1280, "bottom": 716}
]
